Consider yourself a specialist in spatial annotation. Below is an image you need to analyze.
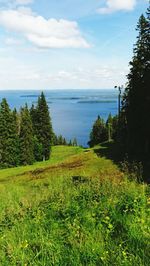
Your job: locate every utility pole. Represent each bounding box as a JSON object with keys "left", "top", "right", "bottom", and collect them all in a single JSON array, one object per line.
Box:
[{"left": 114, "top": 85, "right": 123, "bottom": 118}]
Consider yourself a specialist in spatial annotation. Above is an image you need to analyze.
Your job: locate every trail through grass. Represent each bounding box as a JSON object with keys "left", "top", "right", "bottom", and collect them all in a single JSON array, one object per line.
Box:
[{"left": 0, "top": 146, "right": 149, "bottom": 265}]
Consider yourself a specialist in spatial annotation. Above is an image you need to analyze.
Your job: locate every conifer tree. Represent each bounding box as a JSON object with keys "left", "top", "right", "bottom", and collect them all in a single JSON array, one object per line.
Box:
[
  {"left": 63, "top": 137, "right": 67, "bottom": 145},
  {"left": 111, "top": 115, "right": 119, "bottom": 141},
  {"left": 30, "top": 104, "right": 43, "bottom": 161},
  {"left": 34, "top": 92, "right": 53, "bottom": 160},
  {"left": 30, "top": 104, "right": 37, "bottom": 135},
  {"left": 51, "top": 133, "right": 58, "bottom": 146},
  {"left": 11, "top": 108, "right": 20, "bottom": 166},
  {"left": 88, "top": 115, "right": 107, "bottom": 147},
  {"left": 106, "top": 114, "right": 119, "bottom": 141},
  {"left": 19, "top": 105, "right": 34, "bottom": 165},
  {"left": 0, "top": 99, "right": 19, "bottom": 168},
  {"left": 57, "top": 135, "right": 64, "bottom": 145},
  {"left": 106, "top": 113, "right": 113, "bottom": 142},
  {"left": 122, "top": 5, "right": 150, "bottom": 158},
  {"left": 72, "top": 138, "right": 78, "bottom": 146},
  {"left": 33, "top": 136, "right": 43, "bottom": 161},
  {"left": 69, "top": 140, "right": 72, "bottom": 146}
]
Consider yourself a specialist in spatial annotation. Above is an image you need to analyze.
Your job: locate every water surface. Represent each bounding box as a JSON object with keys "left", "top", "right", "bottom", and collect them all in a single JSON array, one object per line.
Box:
[{"left": 0, "top": 90, "right": 118, "bottom": 147}]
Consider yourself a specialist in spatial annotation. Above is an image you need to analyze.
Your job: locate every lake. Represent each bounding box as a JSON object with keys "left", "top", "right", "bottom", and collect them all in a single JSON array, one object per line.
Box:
[{"left": 0, "top": 90, "right": 118, "bottom": 147}]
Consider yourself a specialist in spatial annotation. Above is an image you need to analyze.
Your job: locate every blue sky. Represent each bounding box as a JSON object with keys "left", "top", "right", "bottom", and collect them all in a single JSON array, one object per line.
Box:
[{"left": 0, "top": 0, "right": 148, "bottom": 90}]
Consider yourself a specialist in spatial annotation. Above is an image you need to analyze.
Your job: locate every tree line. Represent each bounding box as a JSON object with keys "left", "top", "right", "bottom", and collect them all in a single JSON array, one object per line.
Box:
[
  {"left": 0, "top": 92, "right": 77, "bottom": 168},
  {"left": 88, "top": 114, "right": 118, "bottom": 147},
  {"left": 121, "top": 5, "right": 150, "bottom": 161},
  {"left": 89, "top": 4, "right": 150, "bottom": 180},
  {"left": 0, "top": 92, "right": 52, "bottom": 168},
  {"left": 53, "top": 135, "right": 78, "bottom": 147}
]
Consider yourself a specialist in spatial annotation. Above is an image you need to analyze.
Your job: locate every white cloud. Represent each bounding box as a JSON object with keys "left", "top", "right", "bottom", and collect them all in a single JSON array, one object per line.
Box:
[
  {"left": 0, "top": 52, "right": 128, "bottom": 89},
  {"left": 97, "top": 0, "right": 137, "bottom": 14},
  {"left": 0, "top": 0, "right": 33, "bottom": 8},
  {"left": 5, "top": 37, "right": 23, "bottom": 45},
  {"left": 15, "top": 0, "right": 33, "bottom": 5},
  {"left": 0, "top": 9, "right": 90, "bottom": 48}
]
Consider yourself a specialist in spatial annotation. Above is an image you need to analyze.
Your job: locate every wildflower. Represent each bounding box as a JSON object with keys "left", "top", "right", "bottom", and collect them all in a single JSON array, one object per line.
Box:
[{"left": 21, "top": 240, "right": 29, "bottom": 249}]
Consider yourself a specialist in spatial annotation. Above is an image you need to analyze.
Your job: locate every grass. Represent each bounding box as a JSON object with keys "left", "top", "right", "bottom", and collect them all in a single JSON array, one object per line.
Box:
[
  {"left": 0, "top": 146, "right": 83, "bottom": 180},
  {"left": 0, "top": 145, "right": 150, "bottom": 265}
]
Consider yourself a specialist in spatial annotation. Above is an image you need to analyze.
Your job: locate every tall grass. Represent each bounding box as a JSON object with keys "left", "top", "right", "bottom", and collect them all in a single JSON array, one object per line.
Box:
[{"left": 0, "top": 146, "right": 149, "bottom": 265}]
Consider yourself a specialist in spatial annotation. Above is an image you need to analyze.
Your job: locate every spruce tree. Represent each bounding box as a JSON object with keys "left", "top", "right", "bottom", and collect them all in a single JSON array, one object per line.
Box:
[
  {"left": 69, "top": 140, "right": 72, "bottom": 146},
  {"left": 30, "top": 104, "right": 37, "bottom": 135},
  {"left": 106, "top": 113, "right": 113, "bottom": 142},
  {"left": 122, "top": 5, "right": 150, "bottom": 159},
  {"left": 111, "top": 115, "right": 119, "bottom": 141},
  {"left": 34, "top": 92, "right": 53, "bottom": 160},
  {"left": 57, "top": 135, "right": 64, "bottom": 145},
  {"left": 0, "top": 99, "right": 19, "bottom": 168},
  {"left": 72, "top": 138, "right": 78, "bottom": 146},
  {"left": 30, "top": 104, "right": 43, "bottom": 161},
  {"left": 33, "top": 136, "right": 43, "bottom": 161},
  {"left": 88, "top": 115, "right": 107, "bottom": 147},
  {"left": 11, "top": 108, "right": 20, "bottom": 166},
  {"left": 63, "top": 138, "right": 67, "bottom": 145},
  {"left": 19, "top": 105, "right": 34, "bottom": 165}
]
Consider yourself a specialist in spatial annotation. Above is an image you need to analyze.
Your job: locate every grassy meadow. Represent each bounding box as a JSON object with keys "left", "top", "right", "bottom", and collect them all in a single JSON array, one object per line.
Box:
[{"left": 0, "top": 145, "right": 150, "bottom": 265}]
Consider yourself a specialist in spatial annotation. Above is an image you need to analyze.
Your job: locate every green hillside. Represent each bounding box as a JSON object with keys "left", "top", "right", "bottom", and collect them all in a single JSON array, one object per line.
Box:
[{"left": 0, "top": 146, "right": 150, "bottom": 265}]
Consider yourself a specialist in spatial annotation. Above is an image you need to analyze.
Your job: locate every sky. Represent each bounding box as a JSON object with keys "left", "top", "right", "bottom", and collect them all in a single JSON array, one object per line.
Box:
[{"left": 0, "top": 0, "right": 148, "bottom": 90}]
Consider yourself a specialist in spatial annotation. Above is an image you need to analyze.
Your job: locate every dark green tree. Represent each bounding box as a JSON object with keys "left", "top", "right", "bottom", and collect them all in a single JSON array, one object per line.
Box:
[
  {"left": 31, "top": 92, "right": 53, "bottom": 161},
  {"left": 111, "top": 115, "right": 119, "bottom": 141},
  {"left": 30, "top": 104, "right": 43, "bottom": 160},
  {"left": 57, "top": 135, "right": 64, "bottom": 145},
  {"left": 30, "top": 104, "right": 38, "bottom": 135},
  {"left": 122, "top": 6, "right": 150, "bottom": 159},
  {"left": 72, "top": 138, "right": 78, "bottom": 146},
  {"left": 88, "top": 115, "right": 107, "bottom": 147},
  {"left": 106, "top": 113, "right": 113, "bottom": 142},
  {"left": 0, "top": 99, "right": 19, "bottom": 168},
  {"left": 63, "top": 137, "right": 67, "bottom": 145},
  {"left": 69, "top": 140, "right": 72, "bottom": 146},
  {"left": 33, "top": 136, "right": 43, "bottom": 161},
  {"left": 106, "top": 114, "right": 119, "bottom": 142},
  {"left": 19, "top": 105, "right": 34, "bottom": 165},
  {"left": 11, "top": 108, "right": 20, "bottom": 166}
]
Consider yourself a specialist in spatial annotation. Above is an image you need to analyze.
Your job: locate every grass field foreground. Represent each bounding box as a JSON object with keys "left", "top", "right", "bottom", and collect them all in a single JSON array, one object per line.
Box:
[{"left": 0, "top": 146, "right": 150, "bottom": 265}]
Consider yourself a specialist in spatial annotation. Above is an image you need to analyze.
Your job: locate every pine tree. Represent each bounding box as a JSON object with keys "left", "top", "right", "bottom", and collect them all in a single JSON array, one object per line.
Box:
[
  {"left": 30, "top": 104, "right": 43, "bottom": 161},
  {"left": 33, "top": 136, "right": 43, "bottom": 161},
  {"left": 11, "top": 108, "right": 20, "bottom": 166},
  {"left": 19, "top": 105, "right": 34, "bottom": 165},
  {"left": 30, "top": 104, "right": 37, "bottom": 135},
  {"left": 51, "top": 133, "right": 58, "bottom": 146},
  {"left": 106, "top": 113, "right": 113, "bottom": 142},
  {"left": 0, "top": 99, "right": 19, "bottom": 168},
  {"left": 122, "top": 5, "right": 150, "bottom": 159},
  {"left": 63, "top": 138, "right": 67, "bottom": 145},
  {"left": 57, "top": 135, "right": 64, "bottom": 145},
  {"left": 111, "top": 115, "right": 119, "bottom": 141},
  {"left": 88, "top": 115, "right": 107, "bottom": 147},
  {"left": 31, "top": 92, "right": 53, "bottom": 161},
  {"left": 72, "top": 138, "right": 78, "bottom": 146},
  {"left": 69, "top": 140, "right": 72, "bottom": 146}
]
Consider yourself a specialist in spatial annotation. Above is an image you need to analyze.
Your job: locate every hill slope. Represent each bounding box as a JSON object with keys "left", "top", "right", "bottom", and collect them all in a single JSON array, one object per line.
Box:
[{"left": 0, "top": 146, "right": 149, "bottom": 265}]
